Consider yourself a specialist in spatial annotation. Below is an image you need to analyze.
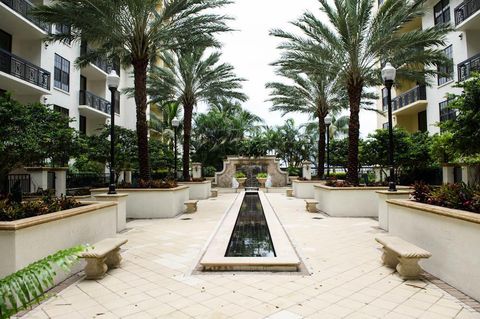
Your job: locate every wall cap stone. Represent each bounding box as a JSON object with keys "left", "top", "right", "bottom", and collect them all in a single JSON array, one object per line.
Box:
[{"left": 92, "top": 186, "right": 189, "bottom": 192}]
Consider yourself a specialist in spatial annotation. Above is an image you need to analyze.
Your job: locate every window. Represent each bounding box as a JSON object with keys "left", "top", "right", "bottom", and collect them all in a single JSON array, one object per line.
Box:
[
  {"left": 54, "top": 24, "right": 71, "bottom": 45},
  {"left": 378, "top": 0, "right": 384, "bottom": 6},
  {"left": 53, "top": 105, "right": 69, "bottom": 117},
  {"left": 383, "top": 122, "right": 389, "bottom": 129},
  {"left": 79, "top": 116, "right": 87, "bottom": 135},
  {"left": 382, "top": 88, "right": 388, "bottom": 111},
  {"left": 439, "top": 99, "right": 456, "bottom": 122},
  {"left": 434, "top": 0, "right": 450, "bottom": 25},
  {"left": 54, "top": 54, "right": 70, "bottom": 92},
  {"left": 114, "top": 90, "right": 120, "bottom": 114},
  {"left": 438, "top": 45, "right": 453, "bottom": 85}
]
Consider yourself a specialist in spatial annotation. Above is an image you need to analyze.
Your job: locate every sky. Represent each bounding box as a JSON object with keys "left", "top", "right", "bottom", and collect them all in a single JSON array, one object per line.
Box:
[{"left": 207, "top": 0, "right": 378, "bottom": 137}]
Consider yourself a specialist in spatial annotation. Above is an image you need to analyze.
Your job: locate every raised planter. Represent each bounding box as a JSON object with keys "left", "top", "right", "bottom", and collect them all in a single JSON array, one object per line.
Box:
[
  {"left": 376, "top": 190, "right": 412, "bottom": 231},
  {"left": 0, "top": 201, "right": 117, "bottom": 278},
  {"left": 387, "top": 199, "right": 480, "bottom": 301},
  {"left": 288, "top": 176, "right": 299, "bottom": 185},
  {"left": 314, "top": 184, "right": 405, "bottom": 217},
  {"left": 179, "top": 181, "right": 212, "bottom": 200},
  {"left": 91, "top": 186, "right": 189, "bottom": 219},
  {"left": 292, "top": 180, "right": 324, "bottom": 199}
]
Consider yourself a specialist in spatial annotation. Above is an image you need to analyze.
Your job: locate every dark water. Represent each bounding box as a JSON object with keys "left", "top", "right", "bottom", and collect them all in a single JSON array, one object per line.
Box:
[{"left": 225, "top": 193, "right": 276, "bottom": 257}]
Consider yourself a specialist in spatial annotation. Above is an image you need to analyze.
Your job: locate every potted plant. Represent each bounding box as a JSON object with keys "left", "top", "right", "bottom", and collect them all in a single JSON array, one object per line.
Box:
[
  {"left": 235, "top": 171, "right": 247, "bottom": 187},
  {"left": 257, "top": 172, "right": 268, "bottom": 187}
]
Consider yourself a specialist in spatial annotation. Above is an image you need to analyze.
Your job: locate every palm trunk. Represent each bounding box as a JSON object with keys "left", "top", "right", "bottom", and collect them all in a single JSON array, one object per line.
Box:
[
  {"left": 132, "top": 57, "right": 151, "bottom": 181},
  {"left": 346, "top": 80, "right": 363, "bottom": 185},
  {"left": 318, "top": 115, "right": 326, "bottom": 179},
  {"left": 182, "top": 103, "right": 193, "bottom": 180}
]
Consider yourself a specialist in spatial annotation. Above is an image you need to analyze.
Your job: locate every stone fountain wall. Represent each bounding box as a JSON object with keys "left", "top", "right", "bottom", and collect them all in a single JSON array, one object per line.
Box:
[{"left": 215, "top": 156, "right": 288, "bottom": 188}]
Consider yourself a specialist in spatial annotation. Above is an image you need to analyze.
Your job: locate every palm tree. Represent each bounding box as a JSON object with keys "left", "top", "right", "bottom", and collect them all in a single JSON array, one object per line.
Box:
[
  {"left": 148, "top": 47, "right": 248, "bottom": 179},
  {"left": 32, "top": 0, "right": 232, "bottom": 181},
  {"left": 271, "top": 0, "right": 451, "bottom": 184},
  {"left": 267, "top": 71, "right": 344, "bottom": 178}
]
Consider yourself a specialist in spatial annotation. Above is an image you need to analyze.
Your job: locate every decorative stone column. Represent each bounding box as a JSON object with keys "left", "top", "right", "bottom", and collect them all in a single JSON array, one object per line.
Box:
[
  {"left": 376, "top": 190, "right": 412, "bottom": 231},
  {"left": 94, "top": 193, "right": 128, "bottom": 232},
  {"left": 373, "top": 165, "right": 382, "bottom": 182},
  {"left": 54, "top": 168, "right": 68, "bottom": 197},
  {"left": 302, "top": 161, "right": 312, "bottom": 180},
  {"left": 124, "top": 170, "right": 132, "bottom": 184},
  {"left": 442, "top": 165, "right": 455, "bottom": 184},
  {"left": 25, "top": 167, "right": 68, "bottom": 197},
  {"left": 461, "top": 165, "right": 480, "bottom": 185},
  {"left": 192, "top": 163, "right": 202, "bottom": 179}
]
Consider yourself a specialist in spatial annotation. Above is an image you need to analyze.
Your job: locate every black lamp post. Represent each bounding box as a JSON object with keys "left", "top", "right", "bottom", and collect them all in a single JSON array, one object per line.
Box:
[
  {"left": 325, "top": 115, "right": 332, "bottom": 178},
  {"left": 382, "top": 62, "right": 397, "bottom": 192},
  {"left": 107, "top": 70, "right": 120, "bottom": 194},
  {"left": 172, "top": 116, "right": 180, "bottom": 180}
]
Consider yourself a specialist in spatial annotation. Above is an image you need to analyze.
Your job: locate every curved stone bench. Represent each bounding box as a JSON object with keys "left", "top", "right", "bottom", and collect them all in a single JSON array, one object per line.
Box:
[
  {"left": 81, "top": 238, "right": 128, "bottom": 279},
  {"left": 375, "top": 236, "right": 431, "bottom": 279}
]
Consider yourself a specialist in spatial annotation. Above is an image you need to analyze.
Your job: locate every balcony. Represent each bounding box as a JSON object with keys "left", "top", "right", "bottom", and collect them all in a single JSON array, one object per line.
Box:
[
  {"left": 80, "top": 42, "right": 120, "bottom": 80},
  {"left": 0, "top": 48, "right": 50, "bottom": 96},
  {"left": 79, "top": 90, "right": 111, "bottom": 118},
  {"left": 455, "top": 0, "right": 480, "bottom": 31},
  {"left": 0, "top": 0, "right": 51, "bottom": 38},
  {"left": 458, "top": 53, "right": 480, "bottom": 82}
]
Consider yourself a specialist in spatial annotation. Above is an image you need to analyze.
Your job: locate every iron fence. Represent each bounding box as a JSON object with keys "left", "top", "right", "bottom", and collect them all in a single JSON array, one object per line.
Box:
[
  {"left": 391, "top": 85, "right": 427, "bottom": 111},
  {"left": 454, "top": 0, "right": 480, "bottom": 25},
  {"left": 67, "top": 173, "right": 110, "bottom": 189},
  {"left": 8, "top": 174, "right": 31, "bottom": 193},
  {"left": 1, "top": 0, "right": 51, "bottom": 32},
  {"left": 457, "top": 53, "right": 480, "bottom": 82},
  {"left": 79, "top": 90, "right": 111, "bottom": 114}
]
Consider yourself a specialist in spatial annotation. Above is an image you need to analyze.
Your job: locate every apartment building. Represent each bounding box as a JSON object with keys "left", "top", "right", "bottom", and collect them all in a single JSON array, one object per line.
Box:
[
  {"left": 376, "top": 0, "right": 480, "bottom": 134},
  {"left": 0, "top": 0, "right": 137, "bottom": 136}
]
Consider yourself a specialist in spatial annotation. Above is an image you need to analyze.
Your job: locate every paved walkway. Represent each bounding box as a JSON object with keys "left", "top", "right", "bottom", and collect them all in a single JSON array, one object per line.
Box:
[{"left": 21, "top": 193, "right": 480, "bottom": 319}]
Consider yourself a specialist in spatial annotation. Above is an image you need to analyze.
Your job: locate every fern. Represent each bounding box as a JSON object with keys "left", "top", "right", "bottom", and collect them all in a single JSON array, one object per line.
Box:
[{"left": 0, "top": 245, "right": 86, "bottom": 319}]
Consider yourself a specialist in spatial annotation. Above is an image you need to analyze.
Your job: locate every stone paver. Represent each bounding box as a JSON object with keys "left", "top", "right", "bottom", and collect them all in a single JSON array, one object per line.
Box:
[{"left": 19, "top": 192, "right": 480, "bottom": 319}]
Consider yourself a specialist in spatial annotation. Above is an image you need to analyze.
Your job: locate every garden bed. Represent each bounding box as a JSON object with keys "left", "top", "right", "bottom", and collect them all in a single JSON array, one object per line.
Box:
[
  {"left": 314, "top": 184, "right": 400, "bottom": 217},
  {"left": 178, "top": 180, "right": 212, "bottom": 200},
  {"left": 292, "top": 180, "right": 324, "bottom": 199},
  {"left": 0, "top": 201, "right": 117, "bottom": 278},
  {"left": 387, "top": 199, "right": 480, "bottom": 301},
  {"left": 90, "top": 186, "right": 189, "bottom": 218}
]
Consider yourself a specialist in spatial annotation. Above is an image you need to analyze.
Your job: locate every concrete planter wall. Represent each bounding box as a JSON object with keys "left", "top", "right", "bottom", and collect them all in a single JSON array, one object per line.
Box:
[
  {"left": 91, "top": 186, "right": 189, "bottom": 219},
  {"left": 376, "top": 190, "right": 412, "bottom": 231},
  {"left": 0, "top": 201, "right": 117, "bottom": 278},
  {"left": 387, "top": 199, "right": 480, "bottom": 301},
  {"left": 179, "top": 181, "right": 211, "bottom": 200},
  {"left": 292, "top": 180, "right": 323, "bottom": 199},
  {"left": 314, "top": 185, "right": 393, "bottom": 217}
]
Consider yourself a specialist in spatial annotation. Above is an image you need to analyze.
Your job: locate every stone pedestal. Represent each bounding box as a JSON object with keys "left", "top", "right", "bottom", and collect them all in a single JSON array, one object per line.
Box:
[
  {"left": 461, "top": 165, "right": 480, "bottom": 185},
  {"left": 124, "top": 171, "right": 132, "bottom": 184},
  {"left": 94, "top": 193, "right": 128, "bottom": 232},
  {"left": 302, "top": 161, "right": 312, "bottom": 180},
  {"left": 376, "top": 190, "right": 412, "bottom": 231},
  {"left": 373, "top": 165, "right": 382, "bottom": 182},
  {"left": 442, "top": 165, "right": 455, "bottom": 184},
  {"left": 192, "top": 163, "right": 202, "bottom": 179}
]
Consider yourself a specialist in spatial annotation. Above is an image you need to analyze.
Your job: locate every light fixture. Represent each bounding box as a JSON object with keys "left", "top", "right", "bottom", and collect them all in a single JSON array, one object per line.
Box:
[
  {"left": 382, "top": 62, "right": 396, "bottom": 82},
  {"left": 107, "top": 70, "right": 120, "bottom": 89},
  {"left": 324, "top": 116, "right": 333, "bottom": 126},
  {"left": 172, "top": 116, "right": 180, "bottom": 128}
]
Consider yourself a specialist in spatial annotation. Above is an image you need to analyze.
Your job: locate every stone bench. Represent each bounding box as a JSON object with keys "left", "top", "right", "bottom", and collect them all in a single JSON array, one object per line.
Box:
[
  {"left": 304, "top": 199, "right": 318, "bottom": 213},
  {"left": 185, "top": 200, "right": 199, "bottom": 213},
  {"left": 81, "top": 238, "right": 128, "bottom": 279},
  {"left": 211, "top": 189, "right": 218, "bottom": 198},
  {"left": 375, "top": 236, "right": 432, "bottom": 280},
  {"left": 286, "top": 189, "right": 293, "bottom": 197}
]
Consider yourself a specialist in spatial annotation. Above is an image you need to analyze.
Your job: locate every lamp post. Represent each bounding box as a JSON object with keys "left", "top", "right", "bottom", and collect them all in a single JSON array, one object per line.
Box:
[
  {"left": 107, "top": 70, "right": 120, "bottom": 194},
  {"left": 325, "top": 115, "right": 332, "bottom": 179},
  {"left": 172, "top": 116, "right": 180, "bottom": 180},
  {"left": 382, "top": 62, "right": 397, "bottom": 192}
]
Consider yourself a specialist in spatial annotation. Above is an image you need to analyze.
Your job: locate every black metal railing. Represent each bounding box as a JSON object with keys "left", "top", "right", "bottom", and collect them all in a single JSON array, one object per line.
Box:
[
  {"left": 80, "top": 42, "right": 120, "bottom": 74},
  {"left": 0, "top": 48, "right": 50, "bottom": 90},
  {"left": 8, "top": 174, "right": 31, "bottom": 193},
  {"left": 458, "top": 53, "right": 480, "bottom": 82},
  {"left": 1, "top": 0, "right": 51, "bottom": 32},
  {"left": 67, "top": 173, "right": 110, "bottom": 189},
  {"left": 455, "top": 0, "right": 480, "bottom": 25},
  {"left": 389, "top": 85, "right": 427, "bottom": 111},
  {"left": 79, "top": 90, "right": 111, "bottom": 115}
]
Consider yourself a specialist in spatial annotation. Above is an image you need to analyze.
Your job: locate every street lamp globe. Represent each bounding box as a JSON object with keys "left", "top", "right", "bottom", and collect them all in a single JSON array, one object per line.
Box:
[
  {"left": 172, "top": 116, "right": 180, "bottom": 128},
  {"left": 382, "top": 62, "right": 396, "bottom": 82},
  {"left": 325, "top": 116, "right": 333, "bottom": 126},
  {"left": 107, "top": 70, "right": 120, "bottom": 89}
]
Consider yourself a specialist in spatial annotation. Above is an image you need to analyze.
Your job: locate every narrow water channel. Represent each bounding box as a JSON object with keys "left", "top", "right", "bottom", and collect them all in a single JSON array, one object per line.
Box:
[{"left": 225, "top": 192, "right": 276, "bottom": 257}]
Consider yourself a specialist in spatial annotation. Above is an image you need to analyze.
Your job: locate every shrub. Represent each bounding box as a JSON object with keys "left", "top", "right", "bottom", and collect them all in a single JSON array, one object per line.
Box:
[
  {"left": 287, "top": 166, "right": 300, "bottom": 176},
  {"left": 133, "top": 179, "right": 178, "bottom": 189},
  {"left": 203, "top": 166, "right": 217, "bottom": 177},
  {"left": 329, "top": 172, "right": 346, "bottom": 180},
  {"left": 0, "top": 194, "right": 81, "bottom": 222},
  {"left": 0, "top": 246, "right": 86, "bottom": 318},
  {"left": 257, "top": 173, "right": 268, "bottom": 178},
  {"left": 412, "top": 182, "right": 480, "bottom": 213},
  {"left": 235, "top": 172, "right": 246, "bottom": 178}
]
